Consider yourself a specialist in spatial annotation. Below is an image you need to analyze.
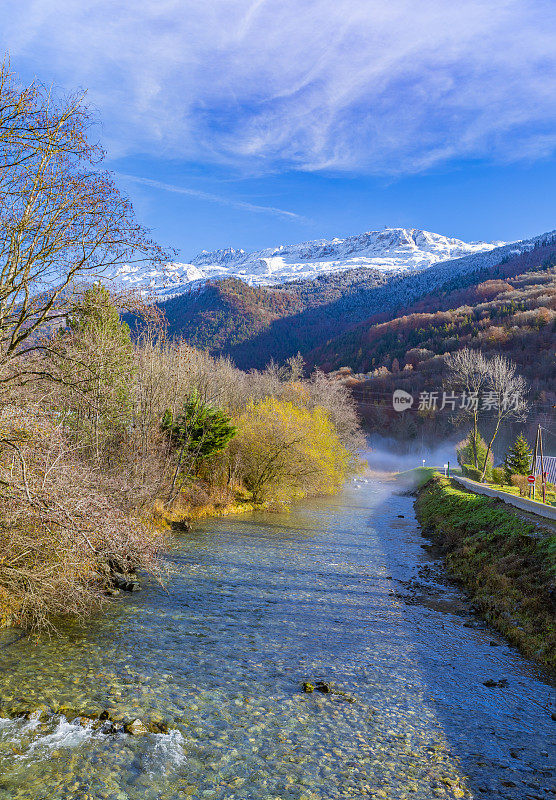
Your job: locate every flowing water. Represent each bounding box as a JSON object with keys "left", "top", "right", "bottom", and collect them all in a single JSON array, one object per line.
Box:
[{"left": 0, "top": 474, "right": 554, "bottom": 800}]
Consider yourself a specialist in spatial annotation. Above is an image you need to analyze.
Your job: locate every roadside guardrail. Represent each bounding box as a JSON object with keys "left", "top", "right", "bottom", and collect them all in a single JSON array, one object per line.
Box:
[{"left": 453, "top": 476, "right": 556, "bottom": 522}]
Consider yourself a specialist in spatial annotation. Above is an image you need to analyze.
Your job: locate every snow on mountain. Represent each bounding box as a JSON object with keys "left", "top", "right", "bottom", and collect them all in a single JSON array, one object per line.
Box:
[
  {"left": 111, "top": 228, "right": 505, "bottom": 299},
  {"left": 111, "top": 262, "right": 207, "bottom": 300}
]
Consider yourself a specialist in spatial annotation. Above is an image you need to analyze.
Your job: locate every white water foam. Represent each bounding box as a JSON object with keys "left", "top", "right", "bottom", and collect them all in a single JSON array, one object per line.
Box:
[
  {"left": 0, "top": 714, "right": 103, "bottom": 762},
  {"left": 148, "top": 729, "right": 187, "bottom": 774},
  {"left": 18, "top": 716, "right": 99, "bottom": 760},
  {"left": 1, "top": 712, "right": 186, "bottom": 773},
  {"left": 0, "top": 711, "right": 42, "bottom": 741}
]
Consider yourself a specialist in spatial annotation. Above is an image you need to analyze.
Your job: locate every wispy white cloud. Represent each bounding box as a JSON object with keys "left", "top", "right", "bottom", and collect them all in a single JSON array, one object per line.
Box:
[
  {"left": 116, "top": 172, "right": 308, "bottom": 220},
  {"left": 2, "top": 0, "right": 556, "bottom": 174}
]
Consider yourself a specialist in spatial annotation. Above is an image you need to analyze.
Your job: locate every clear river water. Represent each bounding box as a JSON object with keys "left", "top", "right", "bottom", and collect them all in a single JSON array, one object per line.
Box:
[{"left": 0, "top": 473, "right": 554, "bottom": 800}]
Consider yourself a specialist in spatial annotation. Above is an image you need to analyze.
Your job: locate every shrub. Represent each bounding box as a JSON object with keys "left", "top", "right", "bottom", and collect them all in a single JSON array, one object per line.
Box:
[
  {"left": 457, "top": 431, "right": 493, "bottom": 478},
  {"left": 462, "top": 464, "right": 483, "bottom": 482},
  {"left": 491, "top": 467, "right": 505, "bottom": 485},
  {"left": 0, "top": 403, "right": 166, "bottom": 632},
  {"left": 510, "top": 474, "right": 529, "bottom": 497},
  {"left": 161, "top": 391, "right": 237, "bottom": 501},
  {"left": 229, "top": 398, "right": 353, "bottom": 504}
]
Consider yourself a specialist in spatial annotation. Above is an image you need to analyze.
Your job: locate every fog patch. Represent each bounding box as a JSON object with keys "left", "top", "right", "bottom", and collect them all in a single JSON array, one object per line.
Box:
[{"left": 365, "top": 435, "right": 458, "bottom": 474}]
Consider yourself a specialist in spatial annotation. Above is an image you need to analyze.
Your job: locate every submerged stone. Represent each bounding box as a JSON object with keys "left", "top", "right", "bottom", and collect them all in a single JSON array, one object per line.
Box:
[
  {"left": 145, "top": 712, "right": 170, "bottom": 733},
  {"left": 4, "top": 702, "right": 46, "bottom": 720},
  {"left": 57, "top": 706, "right": 79, "bottom": 721},
  {"left": 148, "top": 720, "right": 170, "bottom": 733}
]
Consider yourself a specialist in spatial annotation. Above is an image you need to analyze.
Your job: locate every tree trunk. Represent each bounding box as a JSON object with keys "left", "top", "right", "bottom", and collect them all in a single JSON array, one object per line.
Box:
[
  {"left": 481, "top": 418, "right": 501, "bottom": 481},
  {"left": 472, "top": 413, "right": 479, "bottom": 468},
  {"left": 168, "top": 441, "right": 187, "bottom": 504}
]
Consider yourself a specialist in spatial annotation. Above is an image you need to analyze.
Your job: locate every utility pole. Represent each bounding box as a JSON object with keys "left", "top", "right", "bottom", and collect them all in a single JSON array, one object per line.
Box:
[
  {"left": 529, "top": 425, "right": 540, "bottom": 500},
  {"left": 539, "top": 426, "right": 546, "bottom": 504}
]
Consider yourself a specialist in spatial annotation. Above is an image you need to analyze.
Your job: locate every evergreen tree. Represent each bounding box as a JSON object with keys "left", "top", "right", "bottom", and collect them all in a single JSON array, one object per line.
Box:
[
  {"left": 504, "top": 433, "right": 532, "bottom": 484},
  {"left": 61, "top": 284, "right": 135, "bottom": 460},
  {"left": 162, "top": 391, "right": 236, "bottom": 500}
]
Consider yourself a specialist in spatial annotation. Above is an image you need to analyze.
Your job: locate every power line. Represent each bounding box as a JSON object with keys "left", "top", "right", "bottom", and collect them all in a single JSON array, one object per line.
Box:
[{"left": 540, "top": 425, "right": 556, "bottom": 438}]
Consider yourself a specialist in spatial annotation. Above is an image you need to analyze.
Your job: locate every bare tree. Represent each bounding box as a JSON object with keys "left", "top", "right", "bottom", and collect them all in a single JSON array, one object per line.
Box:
[
  {"left": 480, "top": 355, "right": 528, "bottom": 480},
  {"left": 445, "top": 348, "right": 489, "bottom": 467},
  {"left": 0, "top": 64, "right": 41, "bottom": 166},
  {"left": 0, "top": 61, "right": 170, "bottom": 382}
]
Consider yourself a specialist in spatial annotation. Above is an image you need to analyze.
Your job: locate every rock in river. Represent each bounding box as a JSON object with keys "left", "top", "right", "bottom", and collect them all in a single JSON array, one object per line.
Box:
[
  {"left": 124, "top": 719, "right": 149, "bottom": 735},
  {"left": 111, "top": 572, "right": 141, "bottom": 592}
]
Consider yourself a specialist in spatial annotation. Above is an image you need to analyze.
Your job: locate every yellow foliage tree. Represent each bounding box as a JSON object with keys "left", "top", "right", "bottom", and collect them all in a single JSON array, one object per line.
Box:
[{"left": 230, "top": 398, "right": 353, "bottom": 503}]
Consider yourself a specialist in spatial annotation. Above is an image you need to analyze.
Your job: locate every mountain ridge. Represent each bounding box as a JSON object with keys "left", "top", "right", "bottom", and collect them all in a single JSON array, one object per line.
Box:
[
  {"left": 141, "top": 228, "right": 555, "bottom": 370},
  {"left": 113, "top": 227, "right": 504, "bottom": 299}
]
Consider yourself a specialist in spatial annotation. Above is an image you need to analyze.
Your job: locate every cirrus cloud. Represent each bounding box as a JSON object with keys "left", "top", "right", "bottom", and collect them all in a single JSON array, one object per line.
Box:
[{"left": 2, "top": 0, "right": 556, "bottom": 174}]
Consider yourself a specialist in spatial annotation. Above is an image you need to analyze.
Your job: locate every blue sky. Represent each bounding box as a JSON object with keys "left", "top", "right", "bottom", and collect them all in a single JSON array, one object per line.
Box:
[{"left": 2, "top": 0, "right": 556, "bottom": 258}]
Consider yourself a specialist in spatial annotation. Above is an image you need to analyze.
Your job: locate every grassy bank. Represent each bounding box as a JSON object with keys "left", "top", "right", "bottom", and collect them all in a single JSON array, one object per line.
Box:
[{"left": 415, "top": 476, "right": 556, "bottom": 672}]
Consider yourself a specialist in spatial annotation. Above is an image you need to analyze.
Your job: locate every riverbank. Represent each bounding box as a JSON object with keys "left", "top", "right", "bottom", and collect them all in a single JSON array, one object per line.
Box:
[
  {"left": 415, "top": 475, "right": 556, "bottom": 672},
  {"left": 0, "top": 494, "right": 264, "bottom": 633},
  {"left": 150, "top": 491, "right": 257, "bottom": 529}
]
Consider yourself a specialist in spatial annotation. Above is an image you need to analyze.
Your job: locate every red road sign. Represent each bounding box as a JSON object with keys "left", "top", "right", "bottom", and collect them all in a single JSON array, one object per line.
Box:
[{"left": 527, "top": 475, "right": 536, "bottom": 484}]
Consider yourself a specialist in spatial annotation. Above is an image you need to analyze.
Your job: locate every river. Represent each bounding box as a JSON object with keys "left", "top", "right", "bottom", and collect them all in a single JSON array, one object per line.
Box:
[{"left": 0, "top": 473, "right": 554, "bottom": 799}]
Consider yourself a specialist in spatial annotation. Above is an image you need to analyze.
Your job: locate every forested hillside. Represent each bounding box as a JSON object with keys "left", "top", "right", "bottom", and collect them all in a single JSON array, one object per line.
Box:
[
  {"left": 147, "top": 233, "right": 555, "bottom": 370},
  {"left": 311, "top": 247, "right": 556, "bottom": 440},
  {"left": 149, "top": 238, "right": 556, "bottom": 444},
  {"left": 307, "top": 246, "right": 556, "bottom": 388},
  {"left": 155, "top": 278, "right": 304, "bottom": 351},
  {"left": 151, "top": 268, "right": 392, "bottom": 360}
]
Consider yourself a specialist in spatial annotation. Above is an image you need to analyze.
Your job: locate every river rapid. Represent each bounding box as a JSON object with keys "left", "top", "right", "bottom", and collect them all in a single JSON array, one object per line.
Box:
[{"left": 0, "top": 473, "right": 554, "bottom": 800}]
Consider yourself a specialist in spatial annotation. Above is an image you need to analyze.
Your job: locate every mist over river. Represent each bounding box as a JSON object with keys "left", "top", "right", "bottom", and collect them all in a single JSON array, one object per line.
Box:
[{"left": 0, "top": 470, "right": 554, "bottom": 799}]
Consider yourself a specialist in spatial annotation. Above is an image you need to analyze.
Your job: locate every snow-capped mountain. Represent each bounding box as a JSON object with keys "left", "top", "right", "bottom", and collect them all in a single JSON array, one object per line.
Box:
[
  {"left": 113, "top": 262, "right": 206, "bottom": 299},
  {"left": 112, "top": 228, "right": 505, "bottom": 299}
]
